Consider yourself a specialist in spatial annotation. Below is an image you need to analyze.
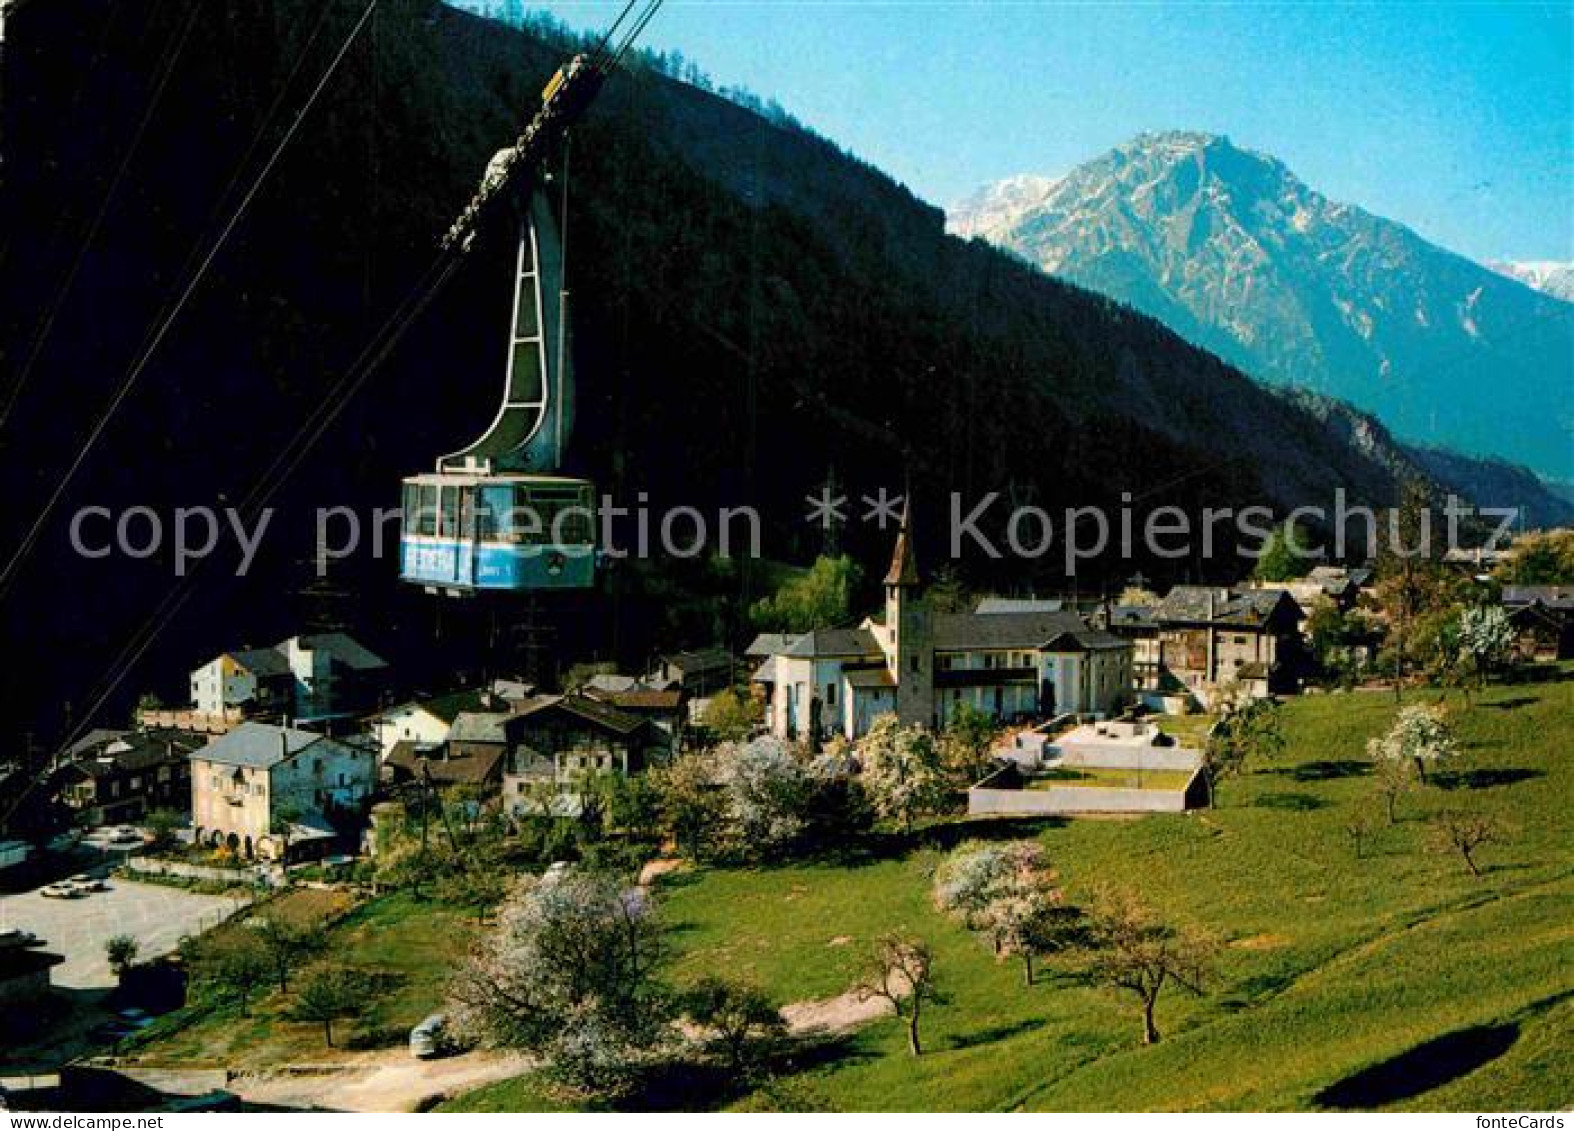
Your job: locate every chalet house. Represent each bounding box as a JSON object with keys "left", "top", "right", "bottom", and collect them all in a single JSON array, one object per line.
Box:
[
  {"left": 384, "top": 739, "right": 506, "bottom": 791},
  {"left": 502, "top": 695, "right": 666, "bottom": 817},
  {"left": 52, "top": 729, "right": 205, "bottom": 826},
  {"left": 446, "top": 711, "right": 516, "bottom": 768},
  {"left": 1501, "top": 585, "right": 1574, "bottom": 661},
  {"left": 752, "top": 518, "right": 1133, "bottom": 742},
  {"left": 190, "top": 723, "right": 376, "bottom": 860},
  {"left": 1104, "top": 605, "right": 1164, "bottom": 693},
  {"left": 581, "top": 686, "right": 686, "bottom": 746},
  {"left": 1149, "top": 586, "right": 1306, "bottom": 703},
  {"left": 190, "top": 632, "right": 389, "bottom": 724},
  {"left": 651, "top": 648, "right": 735, "bottom": 698},
  {"left": 1247, "top": 566, "right": 1374, "bottom": 616}
]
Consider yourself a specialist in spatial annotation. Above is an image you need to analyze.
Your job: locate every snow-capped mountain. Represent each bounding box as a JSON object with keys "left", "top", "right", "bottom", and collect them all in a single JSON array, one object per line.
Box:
[
  {"left": 1488, "top": 260, "right": 1574, "bottom": 303},
  {"left": 948, "top": 132, "right": 1574, "bottom": 478},
  {"left": 947, "top": 174, "right": 1061, "bottom": 243}
]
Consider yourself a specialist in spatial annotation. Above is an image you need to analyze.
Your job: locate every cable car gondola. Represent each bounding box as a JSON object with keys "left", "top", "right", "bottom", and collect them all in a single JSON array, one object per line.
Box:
[{"left": 399, "top": 72, "right": 600, "bottom": 597}]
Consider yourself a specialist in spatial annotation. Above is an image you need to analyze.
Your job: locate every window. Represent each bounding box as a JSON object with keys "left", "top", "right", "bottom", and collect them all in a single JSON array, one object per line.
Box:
[
  {"left": 909, "top": 655, "right": 920, "bottom": 674},
  {"left": 826, "top": 683, "right": 836, "bottom": 707}
]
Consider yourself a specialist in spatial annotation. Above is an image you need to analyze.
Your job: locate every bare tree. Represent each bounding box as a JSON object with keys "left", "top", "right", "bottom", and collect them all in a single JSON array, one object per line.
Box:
[
  {"left": 853, "top": 933, "right": 939, "bottom": 1056},
  {"left": 1343, "top": 806, "right": 1379, "bottom": 859},
  {"left": 290, "top": 965, "right": 366, "bottom": 1047},
  {"left": 255, "top": 915, "right": 325, "bottom": 992},
  {"left": 1428, "top": 808, "right": 1505, "bottom": 877},
  {"left": 1371, "top": 753, "right": 1414, "bottom": 824},
  {"left": 1081, "top": 887, "right": 1217, "bottom": 1045}
]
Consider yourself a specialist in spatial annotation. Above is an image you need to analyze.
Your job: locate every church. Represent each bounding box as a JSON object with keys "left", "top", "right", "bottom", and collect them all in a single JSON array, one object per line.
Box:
[{"left": 750, "top": 516, "right": 1134, "bottom": 742}]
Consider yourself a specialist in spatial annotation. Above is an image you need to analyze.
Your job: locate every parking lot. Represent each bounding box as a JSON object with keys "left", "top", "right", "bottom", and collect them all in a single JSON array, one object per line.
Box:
[{"left": 0, "top": 877, "right": 248, "bottom": 989}]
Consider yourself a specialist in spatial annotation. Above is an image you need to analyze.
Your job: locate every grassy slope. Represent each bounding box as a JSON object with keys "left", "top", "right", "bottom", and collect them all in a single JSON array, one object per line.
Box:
[
  {"left": 127, "top": 891, "right": 478, "bottom": 1071},
  {"left": 460, "top": 671, "right": 1573, "bottom": 1111}
]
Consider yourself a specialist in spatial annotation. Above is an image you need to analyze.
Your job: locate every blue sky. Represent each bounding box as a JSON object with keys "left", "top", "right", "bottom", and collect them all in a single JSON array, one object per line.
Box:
[{"left": 490, "top": 1, "right": 1573, "bottom": 263}]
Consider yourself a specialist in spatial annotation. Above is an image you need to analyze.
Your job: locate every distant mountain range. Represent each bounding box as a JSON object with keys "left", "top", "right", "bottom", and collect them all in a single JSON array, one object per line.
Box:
[
  {"left": 1488, "top": 260, "right": 1574, "bottom": 303},
  {"left": 949, "top": 132, "right": 1574, "bottom": 481}
]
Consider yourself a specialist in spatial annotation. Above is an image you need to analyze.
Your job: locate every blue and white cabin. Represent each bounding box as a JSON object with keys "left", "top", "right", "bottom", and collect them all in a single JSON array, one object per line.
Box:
[{"left": 400, "top": 169, "right": 595, "bottom": 596}]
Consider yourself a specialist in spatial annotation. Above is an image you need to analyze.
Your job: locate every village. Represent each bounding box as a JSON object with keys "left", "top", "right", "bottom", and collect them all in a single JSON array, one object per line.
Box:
[
  {"left": 2, "top": 515, "right": 1570, "bottom": 1111},
  {"left": 3, "top": 0, "right": 1571, "bottom": 1117}
]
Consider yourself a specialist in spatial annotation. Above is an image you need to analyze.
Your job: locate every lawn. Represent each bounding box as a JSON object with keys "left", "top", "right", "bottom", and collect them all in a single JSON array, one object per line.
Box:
[
  {"left": 1026, "top": 767, "right": 1197, "bottom": 791},
  {"left": 457, "top": 671, "right": 1574, "bottom": 1111},
  {"left": 124, "top": 890, "right": 479, "bottom": 1071}
]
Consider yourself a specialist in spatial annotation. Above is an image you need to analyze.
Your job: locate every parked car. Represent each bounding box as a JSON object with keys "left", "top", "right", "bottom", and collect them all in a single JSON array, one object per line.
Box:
[
  {"left": 69, "top": 874, "right": 107, "bottom": 892},
  {"left": 409, "top": 1013, "right": 452, "bottom": 1059},
  {"left": 40, "top": 882, "right": 84, "bottom": 899},
  {"left": 109, "top": 826, "right": 142, "bottom": 845}
]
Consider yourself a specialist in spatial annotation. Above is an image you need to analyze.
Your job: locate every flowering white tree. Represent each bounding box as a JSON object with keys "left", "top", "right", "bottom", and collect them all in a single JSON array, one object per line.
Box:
[
  {"left": 1457, "top": 605, "right": 1516, "bottom": 691},
  {"left": 1367, "top": 704, "right": 1459, "bottom": 784},
  {"left": 712, "top": 735, "right": 812, "bottom": 855},
  {"left": 448, "top": 869, "right": 668, "bottom": 1096},
  {"left": 934, "top": 840, "right": 1074, "bottom": 985},
  {"left": 856, "top": 715, "right": 947, "bottom": 833}
]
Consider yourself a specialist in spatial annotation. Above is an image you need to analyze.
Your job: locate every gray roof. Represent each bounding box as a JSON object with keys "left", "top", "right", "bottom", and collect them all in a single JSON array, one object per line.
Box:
[
  {"left": 745, "top": 633, "right": 804, "bottom": 658},
  {"left": 1108, "top": 604, "right": 1157, "bottom": 628},
  {"left": 784, "top": 627, "right": 882, "bottom": 659},
  {"left": 1306, "top": 565, "right": 1373, "bottom": 593},
  {"left": 292, "top": 632, "right": 388, "bottom": 671},
  {"left": 196, "top": 722, "right": 326, "bottom": 769},
  {"left": 67, "top": 730, "right": 205, "bottom": 777},
  {"left": 584, "top": 673, "right": 643, "bottom": 694},
  {"left": 1155, "top": 586, "right": 1301, "bottom": 627},
  {"left": 661, "top": 648, "right": 733, "bottom": 674},
  {"left": 64, "top": 728, "right": 130, "bottom": 761},
  {"left": 933, "top": 610, "right": 1126, "bottom": 651},
  {"left": 974, "top": 596, "right": 1065, "bottom": 614},
  {"left": 227, "top": 647, "right": 291, "bottom": 677},
  {"left": 1502, "top": 585, "right": 1574, "bottom": 610},
  {"left": 448, "top": 712, "right": 513, "bottom": 745},
  {"left": 751, "top": 656, "right": 780, "bottom": 684}
]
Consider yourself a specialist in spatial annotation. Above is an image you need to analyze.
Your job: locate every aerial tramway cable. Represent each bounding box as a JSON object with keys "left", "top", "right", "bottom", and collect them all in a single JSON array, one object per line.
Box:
[
  {"left": 10, "top": 0, "right": 669, "bottom": 821},
  {"left": 0, "top": 0, "right": 204, "bottom": 429},
  {"left": 0, "top": 0, "right": 380, "bottom": 601}
]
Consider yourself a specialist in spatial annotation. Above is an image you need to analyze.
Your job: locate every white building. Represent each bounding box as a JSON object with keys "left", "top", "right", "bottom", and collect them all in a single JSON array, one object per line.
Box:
[
  {"left": 366, "top": 688, "right": 495, "bottom": 759},
  {"left": 752, "top": 516, "right": 1133, "bottom": 742},
  {"left": 190, "top": 633, "right": 389, "bottom": 723}
]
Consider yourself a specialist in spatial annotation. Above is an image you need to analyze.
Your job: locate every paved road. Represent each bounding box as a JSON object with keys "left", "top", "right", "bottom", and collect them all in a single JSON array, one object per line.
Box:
[{"left": 0, "top": 878, "right": 248, "bottom": 989}]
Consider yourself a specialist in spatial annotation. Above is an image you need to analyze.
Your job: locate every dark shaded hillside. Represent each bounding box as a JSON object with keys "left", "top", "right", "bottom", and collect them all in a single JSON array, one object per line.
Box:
[
  {"left": 1402, "top": 444, "right": 1574, "bottom": 530},
  {"left": 1, "top": 0, "right": 1440, "bottom": 751}
]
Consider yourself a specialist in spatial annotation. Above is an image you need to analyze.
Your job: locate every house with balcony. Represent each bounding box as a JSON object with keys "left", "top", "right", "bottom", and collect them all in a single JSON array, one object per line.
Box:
[
  {"left": 52, "top": 729, "right": 206, "bottom": 826},
  {"left": 502, "top": 694, "right": 667, "bottom": 817},
  {"left": 190, "top": 722, "right": 376, "bottom": 860}
]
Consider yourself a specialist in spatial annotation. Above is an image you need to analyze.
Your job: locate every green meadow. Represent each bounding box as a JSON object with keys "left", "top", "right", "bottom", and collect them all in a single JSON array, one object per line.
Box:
[{"left": 454, "top": 670, "right": 1574, "bottom": 1111}]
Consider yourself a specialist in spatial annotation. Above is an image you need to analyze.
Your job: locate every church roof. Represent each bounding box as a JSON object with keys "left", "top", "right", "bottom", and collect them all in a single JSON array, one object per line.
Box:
[
  {"left": 932, "top": 610, "right": 1126, "bottom": 652},
  {"left": 784, "top": 627, "right": 883, "bottom": 659},
  {"left": 884, "top": 512, "right": 919, "bottom": 587}
]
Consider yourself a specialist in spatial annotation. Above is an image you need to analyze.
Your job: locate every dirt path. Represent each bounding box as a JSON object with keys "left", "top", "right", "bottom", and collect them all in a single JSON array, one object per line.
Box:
[{"left": 232, "top": 1048, "right": 533, "bottom": 1113}]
